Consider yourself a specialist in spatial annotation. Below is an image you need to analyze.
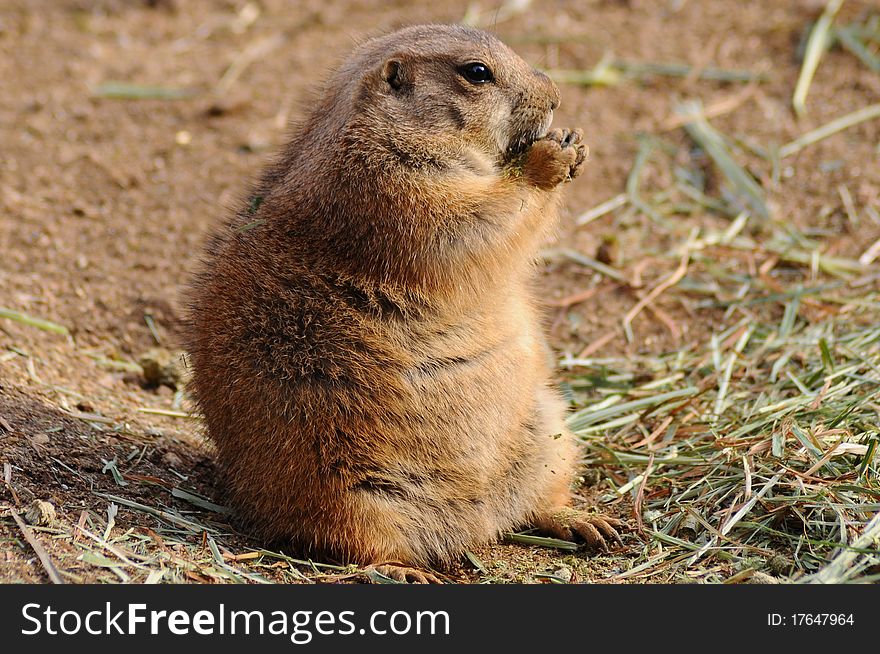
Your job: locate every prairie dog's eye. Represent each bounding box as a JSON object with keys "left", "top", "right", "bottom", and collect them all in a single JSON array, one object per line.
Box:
[{"left": 460, "top": 62, "right": 494, "bottom": 84}]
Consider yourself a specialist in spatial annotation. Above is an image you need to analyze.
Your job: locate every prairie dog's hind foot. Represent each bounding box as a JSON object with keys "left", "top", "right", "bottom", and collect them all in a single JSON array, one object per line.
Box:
[
  {"left": 366, "top": 564, "right": 445, "bottom": 584},
  {"left": 533, "top": 507, "right": 626, "bottom": 551}
]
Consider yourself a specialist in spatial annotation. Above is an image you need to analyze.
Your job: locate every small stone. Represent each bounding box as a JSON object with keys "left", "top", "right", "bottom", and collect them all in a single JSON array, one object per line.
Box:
[
  {"left": 580, "top": 468, "right": 602, "bottom": 486},
  {"left": 24, "top": 500, "right": 56, "bottom": 526},
  {"left": 596, "top": 234, "right": 620, "bottom": 266},
  {"left": 552, "top": 565, "right": 574, "bottom": 583},
  {"left": 767, "top": 554, "right": 792, "bottom": 577},
  {"left": 137, "top": 348, "right": 189, "bottom": 389},
  {"left": 746, "top": 571, "right": 780, "bottom": 584},
  {"left": 677, "top": 513, "right": 701, "bottom": 539}
]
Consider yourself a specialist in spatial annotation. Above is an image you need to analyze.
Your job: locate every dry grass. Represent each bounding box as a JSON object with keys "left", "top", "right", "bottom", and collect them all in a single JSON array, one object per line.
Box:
[{"left": 562, "top": 290, "right": 880, "bottom": 582}]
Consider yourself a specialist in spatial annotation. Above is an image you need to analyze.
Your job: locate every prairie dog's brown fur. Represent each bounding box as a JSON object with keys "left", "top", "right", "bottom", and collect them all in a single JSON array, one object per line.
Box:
[{"left": 186, "top": 24, "right": 621, "bottom": 572}]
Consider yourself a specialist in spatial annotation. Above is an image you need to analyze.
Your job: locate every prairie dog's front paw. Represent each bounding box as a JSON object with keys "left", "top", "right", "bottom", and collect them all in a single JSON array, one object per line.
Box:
[{"left": 522, "top": 128, "right": 588, "bottom": 190}]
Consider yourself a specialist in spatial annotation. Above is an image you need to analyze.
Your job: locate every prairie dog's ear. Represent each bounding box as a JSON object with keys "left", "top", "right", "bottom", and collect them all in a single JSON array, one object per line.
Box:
[{"left": 382, "top": 58, "right": 410, "bottom": 91}]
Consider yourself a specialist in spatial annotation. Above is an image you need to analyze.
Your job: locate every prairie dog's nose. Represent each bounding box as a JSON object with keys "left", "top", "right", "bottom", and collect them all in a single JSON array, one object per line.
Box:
[{"left": 534, "top": 69, "right": 561, "bottom": 110}]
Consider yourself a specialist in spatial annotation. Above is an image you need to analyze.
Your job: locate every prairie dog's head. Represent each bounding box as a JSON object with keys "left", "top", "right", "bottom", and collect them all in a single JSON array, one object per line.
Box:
[{"left": 335, "top": 24, "right": 561, "bottom": 164}]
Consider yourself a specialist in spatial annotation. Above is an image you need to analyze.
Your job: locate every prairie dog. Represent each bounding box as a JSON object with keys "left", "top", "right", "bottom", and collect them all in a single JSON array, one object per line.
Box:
[{"left": 186, "top": 24, "right": 622, "bottom": 581}]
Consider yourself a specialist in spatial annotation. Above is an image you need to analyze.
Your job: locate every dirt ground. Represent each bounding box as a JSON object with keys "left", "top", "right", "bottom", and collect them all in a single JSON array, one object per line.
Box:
[{"left": 1, "top": 0, "right": 878, "bottom": 584}]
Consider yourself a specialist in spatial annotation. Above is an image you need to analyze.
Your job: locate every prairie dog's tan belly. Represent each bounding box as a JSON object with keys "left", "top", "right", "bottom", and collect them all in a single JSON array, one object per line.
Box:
[{"left": 370, "top": 295, "right": 565, "bottom": 529}]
